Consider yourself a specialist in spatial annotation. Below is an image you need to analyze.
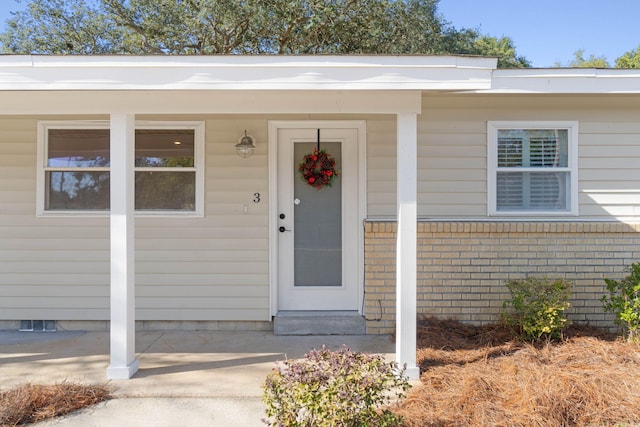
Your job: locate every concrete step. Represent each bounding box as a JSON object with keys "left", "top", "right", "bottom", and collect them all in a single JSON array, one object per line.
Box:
[{"left": 274, "top": 311, "right": 366, "bottom": 335}]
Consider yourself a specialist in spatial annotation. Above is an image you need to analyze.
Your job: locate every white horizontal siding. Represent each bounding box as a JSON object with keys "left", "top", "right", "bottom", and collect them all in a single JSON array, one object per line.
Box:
[
  {"left": 4, "top": 297, "right": 106, "bottom": 309},
  {"left": 136, "top": 261, "right": 267, "bottom": 275},
  {"left": 138, "top": 297, "right": 266, "bottom": 310},
  {"left": 1, "top": 285, "right": 108, "bottom": 297},
  {"left": 576, "top": 113, "right": 640, "bottom": 221},
  {"left": 366, "top": 94, "right": 640, "bottom": 220},
  {"left": 136, "top": 285, "right": 268, "bottom": 298},
  {"left": 0, "top": 308, "right": 109, "bottom": 320},
  {"left": 0, "top": 116, "right": 271, "bottom": 322},
  {"left": 2, "top": 96, "right": 640, "bottom": 322},
  {"left": 136, "top": 309, "right": 267, "bottom": 321},
  {"left": 0, "top": 119, "right": 95, "bottom": 320},
  {"left": 136, "top": 274, "right": 268, "bottom": 286},
  {"left": 366, "top": 117, "right": 396, "bottom": 218},
  {"left": 0, "top": 274, "right": 109, "bottom": 286},
  {"left": 134, "top": 117, "right": 271, "bottom": 321}
]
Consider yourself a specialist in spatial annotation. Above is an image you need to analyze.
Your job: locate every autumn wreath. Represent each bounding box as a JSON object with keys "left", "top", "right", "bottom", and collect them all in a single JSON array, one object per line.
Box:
[{"left": 298, "top": 149, "right": 338, "bottom": 190}]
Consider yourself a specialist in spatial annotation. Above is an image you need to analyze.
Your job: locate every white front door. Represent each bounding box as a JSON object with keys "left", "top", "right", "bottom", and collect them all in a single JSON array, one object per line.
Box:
[{"left": 274, "top": 125, "right": 362, "bottom": 311}]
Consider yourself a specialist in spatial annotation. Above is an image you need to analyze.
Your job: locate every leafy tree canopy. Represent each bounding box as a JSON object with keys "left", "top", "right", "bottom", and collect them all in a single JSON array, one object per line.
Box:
[
  {"left": 554, "top": 48, "right": 640, "bottom": 69},
  {"left": 555, "top": 49, "right": 611, "bottom": 68},
  {"left": 0, "top": 0, "right": 530, "bottom": 67},
  {"left": 615, "top": 45, "right": 640, "bottom": 69}
]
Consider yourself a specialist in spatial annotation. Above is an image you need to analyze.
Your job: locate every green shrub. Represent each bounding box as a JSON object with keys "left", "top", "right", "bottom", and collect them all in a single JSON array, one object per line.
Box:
[
  {"left": 501, "top": 277, "right": 572, "bottom": 341},
  {"left": 262, "top": 346, "right": 410, "bottom": 427},
  {"left": 601, "top": 263, "right": 640, "bottom": 343}
]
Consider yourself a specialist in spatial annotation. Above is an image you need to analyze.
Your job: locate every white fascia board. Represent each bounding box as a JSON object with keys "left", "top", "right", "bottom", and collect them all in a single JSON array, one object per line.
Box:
[
  {"left": 0, "top": 55, "right": 495, "bottom": 91},
  {"left": 486, "top": 68, "right": 640, "bottom": 94}
]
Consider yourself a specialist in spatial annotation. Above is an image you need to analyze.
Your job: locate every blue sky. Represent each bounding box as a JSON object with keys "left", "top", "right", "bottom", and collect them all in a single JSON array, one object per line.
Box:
[
  {"left": 439, "top": 0, "right": 640, "bottom": 67},
  {"left": 1, "top": 0, "right": 639, "bottom": 67}
]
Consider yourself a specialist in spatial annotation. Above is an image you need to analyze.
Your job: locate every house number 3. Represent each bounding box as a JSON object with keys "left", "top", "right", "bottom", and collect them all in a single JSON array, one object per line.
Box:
[{"left": 253, "top": 193, "right": 261, "bottom": 203}]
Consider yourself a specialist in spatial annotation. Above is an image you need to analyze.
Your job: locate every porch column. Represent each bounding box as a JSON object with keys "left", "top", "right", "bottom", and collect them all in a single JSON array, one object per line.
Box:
[
  {"left": 396, "top": 112, "right": 420, "bottom": 380},
  {"left": 106, "top": 113, "right": 138, "bottom": 379}
]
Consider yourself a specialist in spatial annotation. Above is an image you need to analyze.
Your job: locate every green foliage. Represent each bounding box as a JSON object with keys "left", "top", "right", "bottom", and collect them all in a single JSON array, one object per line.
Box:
[
  {"left": 0, "top": 0, "right": 124, "bottom": 54},
  {"left": 262, "top": 346, "right": 410, "bottom": 427},
  {"left": 501, "top": 277, "right": 572, "bottom": 341},
  {"left": 554, "top": 49, "right": 611, "bottom": 68},
  {"left": 450, "top": 34, "right": 531, "bottom": 68},
  {"left": 553, "top": 45, "right": 640, "bottom": 69},
  {"left": 601, "top": 263, "right": 640, "bottom": 343},
  {"left": 615, "top": 45, "right": 640, "bottom": 68},
  {"left": 0, "top": 0, "right": 530, "bottom": 67}
]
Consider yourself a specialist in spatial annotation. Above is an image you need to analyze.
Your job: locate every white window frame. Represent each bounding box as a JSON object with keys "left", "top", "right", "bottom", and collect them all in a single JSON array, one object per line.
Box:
[
  {"left": 487, "top": 121, "right": 579, "bottom": 216},
  {"left": 37, "top": 120, "right": 205, "bottom": 217}
]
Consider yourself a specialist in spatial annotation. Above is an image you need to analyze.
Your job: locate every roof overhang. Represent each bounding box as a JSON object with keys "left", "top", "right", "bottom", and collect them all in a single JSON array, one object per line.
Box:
[
  {"left": 0, "top": 55, "right": 496, "bottom": 91},
  {"left": 484, "top": 68, "right": 640, "bottom": 94},
  {"left": 2, "top": 56, "right": 639, "bottom": 114}
]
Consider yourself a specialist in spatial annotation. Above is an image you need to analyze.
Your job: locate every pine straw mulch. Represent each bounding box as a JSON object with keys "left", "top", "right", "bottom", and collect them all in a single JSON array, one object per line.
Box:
[
  {"left": 395, "top": 317, "right": 640, "bottom": 427},
  {"left": 0, "top": 383, "right": 110, "bottom": 426}
]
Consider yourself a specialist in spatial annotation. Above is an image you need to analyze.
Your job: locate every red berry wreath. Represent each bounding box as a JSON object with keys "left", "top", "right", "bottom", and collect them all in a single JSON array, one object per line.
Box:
[{"left": 298, "top": 149, "right": 339, "bottom": 190}]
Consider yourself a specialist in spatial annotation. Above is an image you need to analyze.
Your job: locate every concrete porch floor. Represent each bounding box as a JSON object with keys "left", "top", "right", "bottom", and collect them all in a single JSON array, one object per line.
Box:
[{"left": 0, "top": 330, "right": 395, "bottom": 426}]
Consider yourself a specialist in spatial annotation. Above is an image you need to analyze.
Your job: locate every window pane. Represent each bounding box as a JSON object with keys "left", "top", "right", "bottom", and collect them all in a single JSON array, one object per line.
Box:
[
  {"left": 48, "top": 129, "right": 110, "bottom": 167},
  {"left": 497, "top": 137, "right": 523, "bottom": 167},
  {"left": 135, "top": 129, "right": 195, "bottom": 167},
  {"left": 46, "top": 171, "right": 110, "bottom": 210},
  {"left": 135, "top": 172, "right": 195, "bottom": 211},
  {"left": 497, "top": 171, "right": 569, "bottom": 211},
  {"left": 497, "top": 129, "right": 568, "bottom": 168},
  {"left": 529, "top": 172, "right": 568, "bottom": 210},
  {"left": 496, "top": 172, "right": 523, "bottom": 209},
  {"left": 530, "top": 136, "right": 558, "bottom": 167}
]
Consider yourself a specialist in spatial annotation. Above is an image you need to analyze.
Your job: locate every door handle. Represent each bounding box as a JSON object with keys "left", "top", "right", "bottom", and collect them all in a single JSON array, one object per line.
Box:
[{"left": 279, "top": 226, "right": 291, "bottom": 233}]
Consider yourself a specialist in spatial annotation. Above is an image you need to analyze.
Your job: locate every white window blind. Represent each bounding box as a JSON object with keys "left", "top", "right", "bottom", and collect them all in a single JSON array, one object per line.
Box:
[{"left": 489, "top": 123, "right": 577, "bottom": 215}]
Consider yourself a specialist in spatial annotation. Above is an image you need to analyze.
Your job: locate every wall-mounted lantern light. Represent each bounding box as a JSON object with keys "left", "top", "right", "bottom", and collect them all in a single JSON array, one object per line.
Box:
[{"left": 235, "top": 130, "right": 256, "bottom": 158}]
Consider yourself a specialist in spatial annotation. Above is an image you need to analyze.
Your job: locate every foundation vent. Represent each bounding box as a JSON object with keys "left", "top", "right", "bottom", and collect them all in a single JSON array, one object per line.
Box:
[{"left": 19, "top": 320, "right": 57, "bottom": 332}]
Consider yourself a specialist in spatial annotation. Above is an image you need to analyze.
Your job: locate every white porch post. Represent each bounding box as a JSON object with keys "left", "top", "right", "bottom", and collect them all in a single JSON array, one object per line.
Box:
[
  {"left": 396, "top": 113, "right": 420, "bottom": 380},
  {"left": 106, "top": 113, "right": 138, "bottom": 380}
]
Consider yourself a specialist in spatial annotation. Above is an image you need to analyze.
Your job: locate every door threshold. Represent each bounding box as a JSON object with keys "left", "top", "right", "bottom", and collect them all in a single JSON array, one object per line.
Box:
[
  {"left": 276, "top": 310, "right": 361, "bottom": 317},
  {"left": 274, "top": 311, "right": 365, "bottom": 335}
]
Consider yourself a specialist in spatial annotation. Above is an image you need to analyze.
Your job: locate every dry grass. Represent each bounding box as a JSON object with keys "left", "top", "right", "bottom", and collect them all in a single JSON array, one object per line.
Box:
[
  {"left": 396, "top": 317, "right": 640, "bottom": 427},
  {"left": 0, "top": 383, "right": 110, "bottom": 426}
]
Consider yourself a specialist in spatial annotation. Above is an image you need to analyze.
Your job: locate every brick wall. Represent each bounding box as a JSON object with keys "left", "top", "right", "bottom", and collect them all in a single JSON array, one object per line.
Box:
[{"left": 364, "top": 221, "right": 640, "bottom": 334}]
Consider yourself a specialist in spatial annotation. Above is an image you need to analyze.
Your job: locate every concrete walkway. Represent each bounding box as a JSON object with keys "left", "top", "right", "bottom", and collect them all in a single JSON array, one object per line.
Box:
[{"left": 0, "top": 330, "right": 395, "bottom": 426}]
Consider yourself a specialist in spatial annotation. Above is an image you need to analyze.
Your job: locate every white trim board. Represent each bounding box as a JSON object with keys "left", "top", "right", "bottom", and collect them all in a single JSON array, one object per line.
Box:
[{"left": 268, "top": 120, "right": 367, "bottom": 316}]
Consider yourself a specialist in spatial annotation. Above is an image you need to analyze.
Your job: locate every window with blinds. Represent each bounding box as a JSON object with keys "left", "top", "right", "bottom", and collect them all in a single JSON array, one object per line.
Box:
[{"left": 488, "top": 123, "right": 577, "bottom": 215}]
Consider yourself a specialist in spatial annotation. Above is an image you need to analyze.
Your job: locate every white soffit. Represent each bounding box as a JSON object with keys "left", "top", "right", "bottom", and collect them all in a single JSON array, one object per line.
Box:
[
  {"left": 0, "top": 55, "right": 496, "bottom": 91},
  {"left": 487, "top": 68, "right": 640, "bottom": 94}
]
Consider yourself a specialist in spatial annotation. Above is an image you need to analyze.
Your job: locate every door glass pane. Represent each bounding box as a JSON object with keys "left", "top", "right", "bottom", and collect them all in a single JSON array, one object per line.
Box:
[{"left": 294, "top": 141, "right": 342, "bottom": 287}]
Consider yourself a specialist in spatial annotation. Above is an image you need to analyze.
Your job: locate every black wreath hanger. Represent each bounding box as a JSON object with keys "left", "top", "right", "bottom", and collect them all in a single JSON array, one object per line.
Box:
[{"left": 297, "top": 128, "right": 338, "bottom": 190}]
